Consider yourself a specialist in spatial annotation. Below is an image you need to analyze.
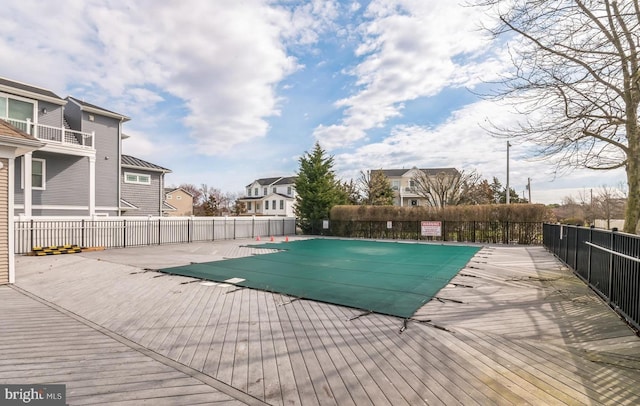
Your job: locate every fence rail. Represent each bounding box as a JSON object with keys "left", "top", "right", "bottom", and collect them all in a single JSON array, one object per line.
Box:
[
  {"left": 14, "top": 216, "right": 296, "bottom": 254},
  {"left": 314, "top": 220, "right": 543, "bottom": 244},
  {"left": 311, "top": 220, "right": 542, "bottom": 245},
  {"left": 543, "top": 223, "right": 640, "bottom": 332}
]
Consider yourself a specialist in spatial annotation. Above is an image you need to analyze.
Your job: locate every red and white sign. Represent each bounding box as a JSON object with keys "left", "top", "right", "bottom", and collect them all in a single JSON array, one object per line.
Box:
[{"left": 421, "top": 221, "right": 442, "bottom": 237}]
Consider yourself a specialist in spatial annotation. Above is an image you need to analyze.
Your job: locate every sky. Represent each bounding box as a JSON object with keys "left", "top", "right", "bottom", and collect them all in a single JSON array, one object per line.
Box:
[{"left": 0, "top": 0, "right": 627, "bottom": 204}]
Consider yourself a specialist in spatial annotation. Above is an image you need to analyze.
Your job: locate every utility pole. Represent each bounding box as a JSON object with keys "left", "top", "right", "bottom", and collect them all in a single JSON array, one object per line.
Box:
[
  {"left": 506, "top": 141, "right": 511, "bottom": 204},
  {"left": 527, "top": 177, "right": 531, "bottom": 203}
]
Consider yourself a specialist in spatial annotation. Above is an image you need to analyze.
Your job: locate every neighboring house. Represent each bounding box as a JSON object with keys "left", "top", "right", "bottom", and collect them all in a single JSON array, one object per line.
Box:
[
  {"left": 238, "top": 176, "right": 297, "bottom": 217},
  {"left": 373, "top": 167, "right": 460, "bottom": 207},
  {"left": 120, "top": 155, "right": 171, "bottom": 217},
  {"left": 164, "top": 187, "right": 194, "bottom": 217},
  {"left": 0, "top": 77, "right": 130, "bottom": 216},
  {"left": 0, "top": 120, "right": 42, "bottom": 284}
]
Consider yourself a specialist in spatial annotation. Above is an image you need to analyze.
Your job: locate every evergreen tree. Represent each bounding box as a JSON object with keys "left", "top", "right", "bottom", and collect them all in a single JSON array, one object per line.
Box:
[
  {"left": 294, "top": 142, "right": 347, "bottom": 233},
  {"left": 359, "top": 170, "right": 394, "bottom": 205}
]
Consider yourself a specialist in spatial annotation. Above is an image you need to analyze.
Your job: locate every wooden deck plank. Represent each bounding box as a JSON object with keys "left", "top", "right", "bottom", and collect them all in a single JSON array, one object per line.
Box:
[
  {"left": 11, "top": 240, "right": 640, "bottom": 406},
  {"left": 0, "top": 286, "right": 262, "bottom": 406}
]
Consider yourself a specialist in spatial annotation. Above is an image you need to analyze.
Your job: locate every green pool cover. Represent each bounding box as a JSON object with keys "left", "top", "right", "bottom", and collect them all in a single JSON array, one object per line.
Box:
[{"left": 160, "top": 239, "right": 481, "bottom": 318}]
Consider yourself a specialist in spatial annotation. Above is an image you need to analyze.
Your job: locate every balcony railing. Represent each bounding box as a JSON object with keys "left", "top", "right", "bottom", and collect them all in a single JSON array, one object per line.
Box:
[{"left": 3, "top": 118, "right": 94, "bottom": 149}]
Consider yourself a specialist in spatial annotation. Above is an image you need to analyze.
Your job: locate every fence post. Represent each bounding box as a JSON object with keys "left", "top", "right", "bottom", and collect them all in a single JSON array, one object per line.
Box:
[
  {"left": 443, "top": 220, "right": 446, "bottom": 242},
  {"left": 123, "top": 219, "right": 127, "bottom": 248},
  {"left": 473, "top": 221, "right": 476, "bottom": 243},
  {"left": 81, "top": 219, "right": 85, "bottom": 248},
  {"left": 587, "top": 226, "right": 593, "bottom": 283},
  {"left": 233, "top": 218, "right": 236, "bottom": 239},
  {"left": 607, "top": 229, "right": 616, "bottom": 303},
  {"left": 212, "top": 218, "right": 215, "bottom": 241},
  {"left": 158, "top": 218, "right": 161, "bottom": 245},
  {"left": 282, "top": 218, "right": 285, "bottom": 236},
  {"left": 187, "top": 218, "right": 191, "bottom": 243},
  {"left": 30, "top": 219, "right": 34, "bottom": 250}
]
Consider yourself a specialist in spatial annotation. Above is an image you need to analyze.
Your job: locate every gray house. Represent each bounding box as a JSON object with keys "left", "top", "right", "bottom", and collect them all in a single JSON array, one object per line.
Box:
[
  {"left": 120, "top": 155, "right": 171, "bottom": 216},
  {"left": 0, "top": 77, "right": 130, "bottom": 216}
]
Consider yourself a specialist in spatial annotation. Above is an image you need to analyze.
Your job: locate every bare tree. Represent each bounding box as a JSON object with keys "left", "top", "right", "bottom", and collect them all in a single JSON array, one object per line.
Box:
[
  {"left": 358, "top": 170, "right": 395, "bottom": 206},
  {"left": 412, "top": 169, "right": 482, "bottom": 208},
  {"left": 592, "top": 185, "right": 627, "bottom": 228},
  {"left": 475, "top": 0, "right": 640, "bottom": 233}
]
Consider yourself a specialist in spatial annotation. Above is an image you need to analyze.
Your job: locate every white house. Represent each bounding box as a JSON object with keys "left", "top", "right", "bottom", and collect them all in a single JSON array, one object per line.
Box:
[{"left": 238, "top": 176, "right": 296, "bottom": 217}]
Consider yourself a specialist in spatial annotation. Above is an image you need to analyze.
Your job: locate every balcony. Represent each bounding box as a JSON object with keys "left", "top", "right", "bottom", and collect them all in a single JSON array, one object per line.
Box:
[{"left": 3, "top": 118, "right": 94, "bottom": 150}]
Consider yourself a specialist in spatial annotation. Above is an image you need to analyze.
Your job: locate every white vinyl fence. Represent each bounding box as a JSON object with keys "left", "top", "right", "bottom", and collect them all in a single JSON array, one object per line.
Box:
[{"left": 14, "top": 216, "right": 296, "bottom": 254}]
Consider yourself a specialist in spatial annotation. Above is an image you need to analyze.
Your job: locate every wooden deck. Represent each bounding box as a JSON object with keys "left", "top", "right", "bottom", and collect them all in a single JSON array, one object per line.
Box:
[{"left": 6, "top": 238, "right": 640, "bottom": 405}]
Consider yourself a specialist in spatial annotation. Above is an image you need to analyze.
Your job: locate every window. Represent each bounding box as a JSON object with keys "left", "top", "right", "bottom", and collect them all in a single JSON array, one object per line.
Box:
[
  {"left": 263, "top": 187, "right": 267, "bottom": 195},
  {"left": 287, "top": 186, "right": 292, "bottom": 195},
  {"left": 254, "top": 187, "right": 258, "bottom": 196},
  {"left": 272, "top": 200, "right": 276, "bottom": 210},
  {"left": 248, "top": 189, "right": 251, "bottom": 196},
  {"left": 265, "top": 200, "right": 269, "bottom": 210},
  {"left": 167, "top": 195, "right": 172, "bottom": 199},
  {"left": 392, "top": 180, "right": 400, "bottom": 190},
  {"left": 273, "top": 187, "right": 277, "bottom": 193},
  {"left": 176, "top": 195, "right": 182, "bottom": 200},
  {"left": 0, "top": 95, "right": 34, "bottom": 133},
  {"left": 256, "top": 203, "right": 260, "bottom": 210},
  {"left": 247, "top": 202, "right": 252, "bottom": 210},
  {"left": 124, "top": 172, "right": 151, "bottom": 185},
  {"left": 411, "top": 199, "right": 418, "bottom": 206},
  {"left": 32, "top": 158, "right": 45, "bottom": 190},
  {"left": 280, "top": 200, "right": 284, "bottom": 210}
]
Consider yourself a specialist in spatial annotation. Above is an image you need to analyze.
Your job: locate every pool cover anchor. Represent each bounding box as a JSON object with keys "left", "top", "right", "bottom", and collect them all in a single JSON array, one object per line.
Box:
[
  {"left": 347, "top": 311, "right": 373, "bottom": 321},
  {"left": 277, "top": 296, "right": 301, "bottom": 306},
  {"left": 400, "top": 318, "right": 454, "bottom": 334}
]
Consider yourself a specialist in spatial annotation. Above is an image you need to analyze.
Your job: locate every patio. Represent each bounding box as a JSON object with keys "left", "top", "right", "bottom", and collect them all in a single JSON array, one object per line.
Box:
[{"left": 3, "top": 237, "right": 640, "bottom": 405}]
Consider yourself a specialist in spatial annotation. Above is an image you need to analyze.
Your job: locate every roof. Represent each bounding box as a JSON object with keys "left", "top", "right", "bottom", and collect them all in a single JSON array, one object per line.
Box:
[
  {"left": 0, "top": 120, "right": 44, "bottom": 156},
  {"left": 165, "top": 187, "right": 194, "bottom": 197},
  {"left": 66, "top": 96, "right": 131, "bottom": 122},
  {"left": 121, "top": 154, "right": 172, "bottom": 173},
  {"left": 0, "top": 77, "right": 66, "bottom": 105},
  {"left": 0, "top": 120, "right": 39, "bottom": 142},
  {"left": 373, "top": 168, "right": 459, "bottom": 177},
  {"left": 247, "top": 176, "right": 297, "bottom": 188}
]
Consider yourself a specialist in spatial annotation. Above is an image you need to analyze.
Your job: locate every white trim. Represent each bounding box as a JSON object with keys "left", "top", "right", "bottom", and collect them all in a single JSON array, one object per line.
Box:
[
  {"left": 0, "top": 91, "right": 37, "bottom": 120},
  {"left": 124, "top": 171, "right": 151, "bottom": 185},
  {"left": 31, "top": 157, "right": 45, "bottom": 190},
  {"left": 0, "top": 82, "right": 66, "bottom": 106},
  {"left": 88, "top": 156, "right": 95, "bottom": 215},
  {"left": 15, "top": 204, "right": 88, "bottom": 210},
  {"left": 39, "top": 143, "right": 95, "bottom": 157},
  {"left": 8, "top": 157, "right": 15, "bottom": 284},
  {"left": 23, "top": 153, "right": 32, "bottom": 216}
]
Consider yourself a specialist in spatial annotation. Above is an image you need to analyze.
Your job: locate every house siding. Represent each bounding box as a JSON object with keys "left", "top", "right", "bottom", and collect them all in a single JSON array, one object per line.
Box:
[
  {"left": 32, "top": 152, "right": 88, "bottom": 207},
  {"left": 0, "top": 158, "right": 8, "bottom": 284},
  {"left": 64, "top": 100, "right": 81, "bottom": 130},
  {"left": 37, "top": 102, "right": 64, "bottom": 128},
  {"left": 121, "top": 170, "right": 162, "bottom": 216},
  {"left": 81, "top": 114, "right": 120, "bottom": 209},
  {"left": 13, "top": 153, "right": 89, "bottom": 215},
  {"left": 165, "top": 190, "right": 193, "bottom": 216}
]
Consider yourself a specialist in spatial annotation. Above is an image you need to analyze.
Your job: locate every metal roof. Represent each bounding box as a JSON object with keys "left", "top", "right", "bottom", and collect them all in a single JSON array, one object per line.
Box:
[{"left": 121, "top": 154, "right": 171, "bottom": 173}]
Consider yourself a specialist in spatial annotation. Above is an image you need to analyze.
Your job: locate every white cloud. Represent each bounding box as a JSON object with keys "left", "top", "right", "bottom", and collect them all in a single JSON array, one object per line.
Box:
[
  {"left": 0, "top": 0, "right": 338, "bottom": 154},
  {"left": 313, "top": 0, "right": 505, "bottom": 147}
]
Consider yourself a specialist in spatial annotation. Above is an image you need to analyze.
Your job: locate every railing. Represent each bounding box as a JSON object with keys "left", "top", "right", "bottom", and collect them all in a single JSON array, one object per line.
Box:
[
  {"left": 14, "top": 216, "right": 296, "bottom": 254},
  {"left": 2, "top": 118, "right": 94, "bottom": 148},
  {"left": 311, "top": 220, "right": 543, "bottom": 244},
  {"left": 543, "top": 223, "right": 640, "bottom": 332}
]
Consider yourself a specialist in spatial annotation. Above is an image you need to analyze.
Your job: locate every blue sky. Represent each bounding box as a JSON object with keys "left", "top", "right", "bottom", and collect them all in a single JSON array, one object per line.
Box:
[{"left": 0, "top": 0, "right": 626, "bottom": 204}]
